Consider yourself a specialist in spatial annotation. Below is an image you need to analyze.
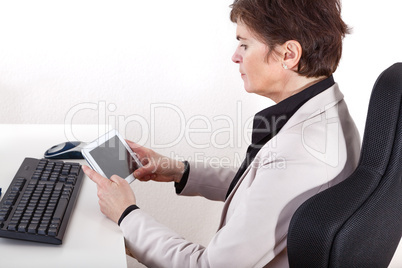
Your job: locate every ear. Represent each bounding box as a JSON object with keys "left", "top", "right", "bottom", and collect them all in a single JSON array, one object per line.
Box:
[{"left": 281, "top": 40, "right": 302, "bottom": 71}]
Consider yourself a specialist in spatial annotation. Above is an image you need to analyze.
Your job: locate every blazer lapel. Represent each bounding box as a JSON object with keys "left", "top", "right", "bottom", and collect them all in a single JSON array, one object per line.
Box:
[{"left": 218, "top": 163, "right": 253, "bottom": 229}]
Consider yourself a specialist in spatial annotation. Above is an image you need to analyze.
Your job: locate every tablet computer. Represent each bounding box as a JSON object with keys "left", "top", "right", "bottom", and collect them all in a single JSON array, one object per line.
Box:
[{"left": 81, "top": 129, "right": 142, "bottom": 184}]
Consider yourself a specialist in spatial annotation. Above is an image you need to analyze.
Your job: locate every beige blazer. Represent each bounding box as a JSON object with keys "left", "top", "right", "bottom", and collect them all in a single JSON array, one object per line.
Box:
[{"left": 120, "top": 83, "right": 361, "bottom": 268}]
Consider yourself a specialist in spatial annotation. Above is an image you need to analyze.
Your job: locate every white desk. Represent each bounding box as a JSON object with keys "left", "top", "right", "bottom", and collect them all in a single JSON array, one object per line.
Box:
[{"left": 0, "top": 124, "right": 127, "bottom": 268}]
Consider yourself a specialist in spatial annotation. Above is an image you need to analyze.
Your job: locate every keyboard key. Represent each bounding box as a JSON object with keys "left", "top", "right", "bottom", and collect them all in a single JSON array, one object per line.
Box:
[
  {"left": 53, "top": 198, "right": 68, "bottom": 220},
  {"left": 66, "top": 176, "right": 76, "bottom": 185},
  {"left": 38, "top": 181, "right": 55, "bottom": 186},
  {"left": 48, "top": 228, "right": 58, "bottom": 236},
  {"left": 55, "top": 182, "right": 64, "bottom": 191},
  {"left": 38, "top": 226, "right": 47, "bottom": 235},
  {"left": 61, "top": 167, "right": 70, "bottom": 175},
  {"left": 70, "top": 167, "right": 80, "bottom": 175},
  {"left": 18, "top": 224, "right": 28, "bottom": 232},
  {"left": 29, "top": 179, "right": 39, "bottom": 185},
  {"left": 7, "top": 223, "right": 17, "bottom": 231},
  {"left": 28, "top": 224, "right": 38, "bottom": 233}
]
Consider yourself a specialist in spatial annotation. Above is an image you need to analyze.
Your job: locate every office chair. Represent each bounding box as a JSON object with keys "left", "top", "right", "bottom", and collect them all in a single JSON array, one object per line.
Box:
[{"left": 287, "top": 63, "right": 402, "bottom": 267}]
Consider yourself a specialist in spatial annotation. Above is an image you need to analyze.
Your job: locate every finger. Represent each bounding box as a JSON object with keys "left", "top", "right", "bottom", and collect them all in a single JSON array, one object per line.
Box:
[
  {"left": 83, "top": 165, "right": 109, "bottom": 186},
  {"left": 137, "top": 174, "right": 151, "bottom": 182},
  {"left": 110, "top": 174, "right": 127, "bottom": 185},
  {"left": 134, "top": 162, "right": 156, "bottom": 178},
  {"left": 126, "top": 140, "right": 147, "bottom": 158}
]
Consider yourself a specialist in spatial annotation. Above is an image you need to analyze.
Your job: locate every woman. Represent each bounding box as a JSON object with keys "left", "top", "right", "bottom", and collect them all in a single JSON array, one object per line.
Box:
[{"left": 83, "top": 0, "right": 361, "bottom": 266}]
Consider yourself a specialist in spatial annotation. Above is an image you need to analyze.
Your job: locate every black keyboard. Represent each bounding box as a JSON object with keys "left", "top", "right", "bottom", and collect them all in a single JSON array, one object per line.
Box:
[{"left": 0, "top": 158, "right": 84, "bottom": 245}]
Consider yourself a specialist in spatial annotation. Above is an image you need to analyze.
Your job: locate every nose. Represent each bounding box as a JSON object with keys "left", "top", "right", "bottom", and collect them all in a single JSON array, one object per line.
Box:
[{"left": 232, "top": 48, "right": 242, "bottom": 64}]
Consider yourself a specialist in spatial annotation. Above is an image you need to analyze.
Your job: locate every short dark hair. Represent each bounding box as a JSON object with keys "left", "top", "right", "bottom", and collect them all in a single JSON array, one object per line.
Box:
[{"left": 230, "top": 0, "right": 350, "bottom": 77}]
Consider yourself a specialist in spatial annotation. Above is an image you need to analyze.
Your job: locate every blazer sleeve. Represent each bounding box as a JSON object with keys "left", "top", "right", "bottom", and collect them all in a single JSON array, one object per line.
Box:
[{"left": 177, "top": 162, "right": 238, "bottom": 202}]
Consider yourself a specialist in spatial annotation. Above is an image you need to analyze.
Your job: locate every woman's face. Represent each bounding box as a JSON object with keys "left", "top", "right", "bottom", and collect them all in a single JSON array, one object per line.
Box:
[{"left": 232, "top": 22, "right": 283, "bottom": 99}]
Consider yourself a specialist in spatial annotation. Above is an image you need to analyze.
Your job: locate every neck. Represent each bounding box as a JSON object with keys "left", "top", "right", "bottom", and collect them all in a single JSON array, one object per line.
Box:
[{"left": 270, "top": 75, "right": 328, "bottom": 103}]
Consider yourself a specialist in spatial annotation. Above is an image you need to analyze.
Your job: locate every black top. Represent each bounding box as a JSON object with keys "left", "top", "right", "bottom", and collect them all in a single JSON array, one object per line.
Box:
[{"left": 175, "top": 76, "right": 335, "bottom": 199}]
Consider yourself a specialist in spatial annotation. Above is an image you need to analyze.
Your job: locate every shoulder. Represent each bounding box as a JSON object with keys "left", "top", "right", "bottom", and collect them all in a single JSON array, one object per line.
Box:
[{"left": 255, "top": 83, "right": 359, "bottom": 177}]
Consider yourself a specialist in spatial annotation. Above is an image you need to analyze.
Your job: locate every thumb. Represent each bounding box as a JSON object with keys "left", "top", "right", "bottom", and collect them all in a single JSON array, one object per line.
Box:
[
  {"left": 134, "top": 162, "right": 156, "bottom": 178},
  {"left": 110, "top": 174, "right": 126, "bottom": 185},
  {"left": 126, "top": 140, "right": 143, "bottom": 154},
  {"left": 126, "top": 140, "right": 149, "bottom": 162}
]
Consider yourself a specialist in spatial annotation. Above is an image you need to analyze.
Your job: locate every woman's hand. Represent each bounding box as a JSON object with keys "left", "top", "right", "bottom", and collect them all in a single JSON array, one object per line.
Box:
[
  {"left": 127, "top": 140, "right": 186, "bottom": 183},
  {"left": 83, "top": 166, "right": 136, "bottom": 224}
]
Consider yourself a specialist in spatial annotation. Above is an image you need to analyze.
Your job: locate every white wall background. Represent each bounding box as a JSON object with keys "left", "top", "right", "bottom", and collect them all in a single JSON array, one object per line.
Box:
[{"left": 0, "top": 0, "right": 401, "bottom": 267}]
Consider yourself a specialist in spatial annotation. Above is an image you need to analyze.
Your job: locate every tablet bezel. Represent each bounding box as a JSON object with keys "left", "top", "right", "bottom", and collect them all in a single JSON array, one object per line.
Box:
[{"left": 81, "top": 129, "right": 142, "bottom": 184}]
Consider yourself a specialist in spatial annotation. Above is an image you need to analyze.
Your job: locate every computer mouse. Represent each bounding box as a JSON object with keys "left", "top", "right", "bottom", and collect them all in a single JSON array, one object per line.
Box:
[{"left": 44, "top": 141, "right": 87, "bottom": 159}]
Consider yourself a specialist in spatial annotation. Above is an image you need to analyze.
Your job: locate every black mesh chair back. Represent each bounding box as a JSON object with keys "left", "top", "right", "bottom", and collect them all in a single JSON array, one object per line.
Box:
[{"left": 287, "top": 63, "right": 402, "bottom": 267}]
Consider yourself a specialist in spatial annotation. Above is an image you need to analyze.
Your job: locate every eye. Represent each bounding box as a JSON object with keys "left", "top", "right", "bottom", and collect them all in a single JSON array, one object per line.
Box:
[{"left": 240, "top": 44, "right": 247, "bottom": 50}]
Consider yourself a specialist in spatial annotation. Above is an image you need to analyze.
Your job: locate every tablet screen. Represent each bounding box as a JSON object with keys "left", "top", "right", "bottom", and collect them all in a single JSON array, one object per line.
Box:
[{"left": 89, "top": 135, "right": 140, "bottom": 179}]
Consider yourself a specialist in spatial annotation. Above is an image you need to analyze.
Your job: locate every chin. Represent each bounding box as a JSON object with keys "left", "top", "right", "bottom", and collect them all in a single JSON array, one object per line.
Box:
[
  {"left": 243, "top": 84, "right": 256, "bottom": 94},
  {"left": 242, "top": 82, "right": 251, "bottom": 92}
]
